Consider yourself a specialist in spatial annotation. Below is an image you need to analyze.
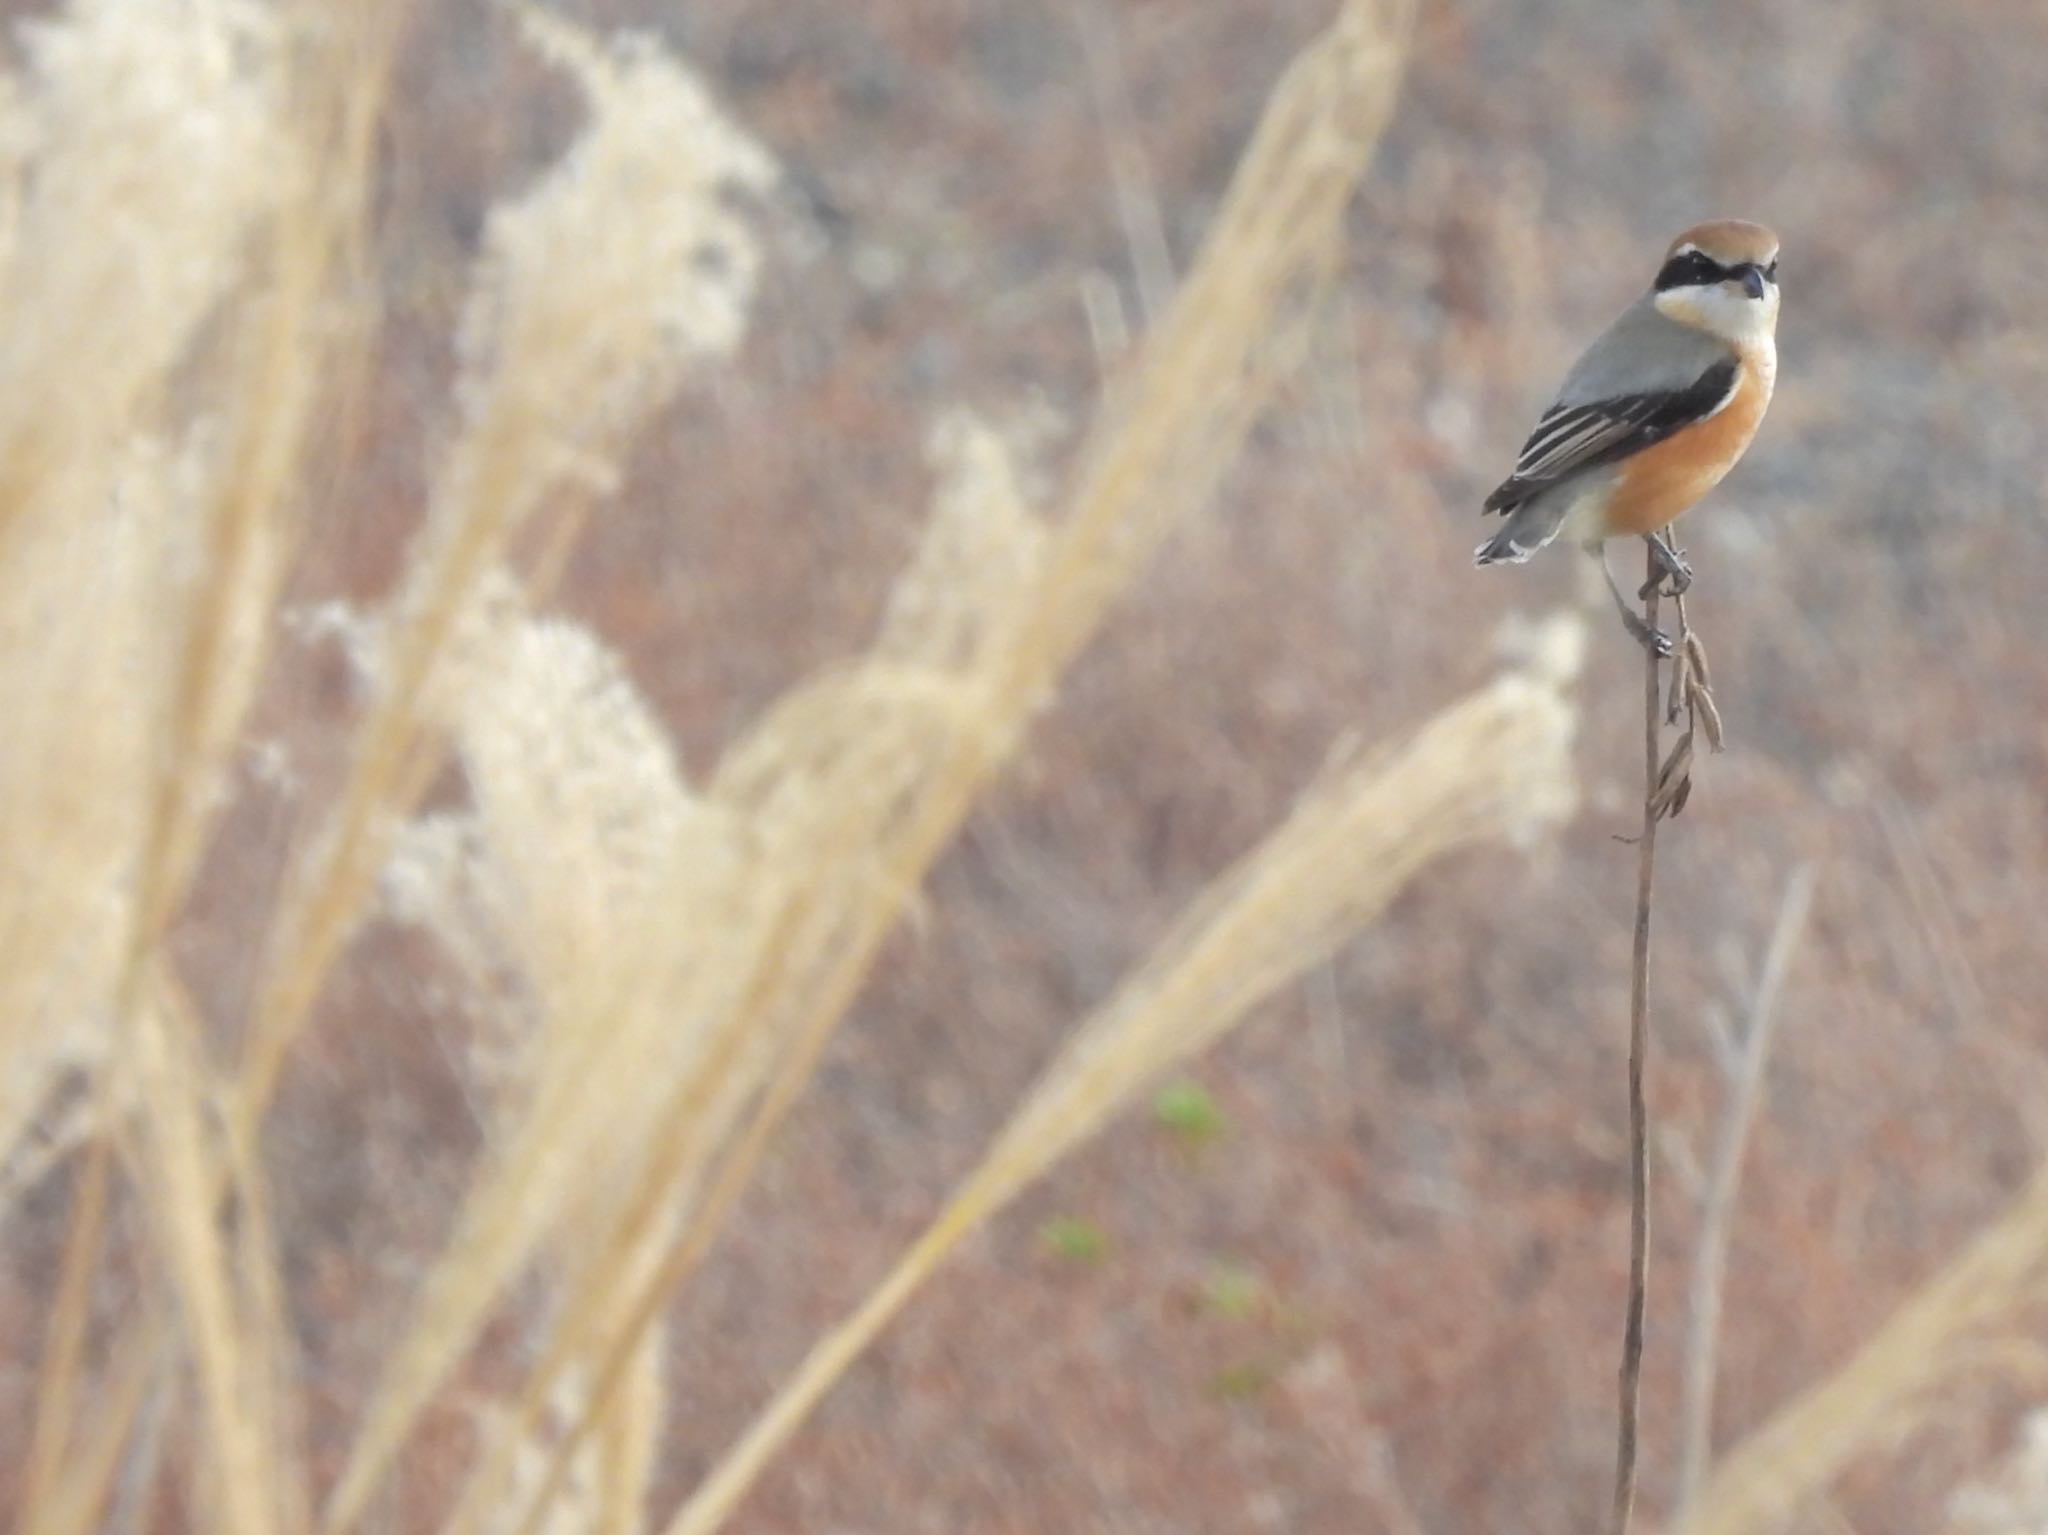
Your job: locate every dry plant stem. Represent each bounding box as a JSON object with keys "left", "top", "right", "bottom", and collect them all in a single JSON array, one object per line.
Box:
[
  {"left": 125, "top": 0, "right": 395, "bottom": 970},
  {"left": 1612, "top": 542, "right": 1661, "bottom": 1535},
  {"left": 1675, "top": 864, "right": 1816, "bottom": 1514},
  {"left": 324, "top": 6, "right": 1418, "bottom": 1531},
  {"left": 30, "top": 1317, "right": 164, "bottom": 1535},
  {"left": 445, "top": 903, "right": 817, "bottom": 1535},
  {"left": 241, "top": 7, "right": 772, "bottom": 1138},
  {"left": 662, "top": 651, "right": 1580, "bottom": 1535},
  {"left": 286, "top": 41, "right": 790, "bottom": 1515},
  {"left": 132, "top": 969, "right": 310, "bottom": 1535},
  {"left": 21, "top": 1131, "right": 114, "bottom": 1523},
  {"left": 238, "top": 471, "right": 510, "bottom": 1125},
  {"left": 25, "top": 13, "right": 398, "bottom": 1532}
]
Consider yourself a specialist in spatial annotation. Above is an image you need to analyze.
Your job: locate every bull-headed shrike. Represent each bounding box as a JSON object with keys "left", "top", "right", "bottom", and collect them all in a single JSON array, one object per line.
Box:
[{"left": 1475, "top": 219, "right": 1780, "bottom": 653}]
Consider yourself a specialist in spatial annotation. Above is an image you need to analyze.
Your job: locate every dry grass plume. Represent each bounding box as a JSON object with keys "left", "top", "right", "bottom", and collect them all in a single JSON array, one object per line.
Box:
[{"left": 6, "top": 2, "right": 1992, "bottom": 1533}]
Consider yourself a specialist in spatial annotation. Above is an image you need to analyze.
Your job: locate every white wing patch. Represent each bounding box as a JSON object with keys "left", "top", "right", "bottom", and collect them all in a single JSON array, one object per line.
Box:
[{"left": 1512, "top": 398, "right": 1669, "bottom": 479}]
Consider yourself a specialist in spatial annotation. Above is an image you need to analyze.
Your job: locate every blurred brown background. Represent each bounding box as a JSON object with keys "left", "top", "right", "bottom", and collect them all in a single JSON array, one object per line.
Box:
[{"left": 14, "top": 0, "right": 2048, "bottom": 1530}]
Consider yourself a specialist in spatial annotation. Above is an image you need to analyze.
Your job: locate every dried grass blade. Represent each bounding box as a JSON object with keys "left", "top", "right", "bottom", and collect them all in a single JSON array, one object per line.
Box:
[
  {"left": 1672, "top": 1167, "right": 2048, "bottom": 1535},
  {"left": 132, "top": 971, "right": 307, "bottom": 1535},
  {"left": 464, "top": 5, "right": 1425, "bottom": 1527},
  {"left": 663, "top": 645, "right": 1580, "bottom": 1535},
  {"left": 236, "top": 5, "right": 774, "bottom": 1128},
  {"left": 342, "top": 5, "right": 1416, "bottom": 1527},
  {"left": 20, "top": 1133, "right": 115, "bottom": 1523},
  {"left": 30, "top": 1314, "right": 167, "bottom": 1535}
]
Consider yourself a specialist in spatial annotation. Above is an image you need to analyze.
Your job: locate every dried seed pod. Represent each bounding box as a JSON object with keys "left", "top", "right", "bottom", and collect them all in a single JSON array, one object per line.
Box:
[
  {"left": 1651, "top": 728, "right": 1696, "bottom": 819},
  {"left": 1693, "top": 684, "right": 1725, "bottom": 753},
  {"left": 1667, "top": 640, "right": 1690, "bottom": 725},
  {"left": 1684, "top": 628, "right": 1713, "bottom": 693}
]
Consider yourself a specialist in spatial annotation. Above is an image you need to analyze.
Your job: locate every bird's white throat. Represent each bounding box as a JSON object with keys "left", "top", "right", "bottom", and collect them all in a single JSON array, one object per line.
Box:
[{"left": 1654, "top": 282, "right": 1779, "bottom": 349}]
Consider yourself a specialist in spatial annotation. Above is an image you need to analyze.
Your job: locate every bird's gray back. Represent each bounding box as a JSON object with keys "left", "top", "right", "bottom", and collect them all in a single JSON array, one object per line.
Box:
[{"left": 1552, "top": 294, "right": 1734, "bottom": 407}]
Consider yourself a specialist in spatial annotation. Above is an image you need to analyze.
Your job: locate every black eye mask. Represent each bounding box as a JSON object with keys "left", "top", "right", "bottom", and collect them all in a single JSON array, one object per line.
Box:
[{"left": 1654, "top": 249, "right": 1778, "bottom": 293}]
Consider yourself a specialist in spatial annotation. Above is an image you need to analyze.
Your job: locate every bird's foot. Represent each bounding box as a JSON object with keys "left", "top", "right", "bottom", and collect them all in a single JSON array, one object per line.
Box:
[
  {"left": 1638, "top": 532, "right": 1693, "bottom": 598},
  {"left": 1618, "top": 605, "right": 1675, "bottom": 659}
]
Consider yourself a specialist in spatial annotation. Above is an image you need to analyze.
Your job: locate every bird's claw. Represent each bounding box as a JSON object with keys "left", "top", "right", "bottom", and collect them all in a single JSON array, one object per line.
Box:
[
  {"left": 1642, "top": 535, "right": 1693, "bottom": 596},
  {"left": 1619, "top": 609, "right": 1675, "bottom": 658}
]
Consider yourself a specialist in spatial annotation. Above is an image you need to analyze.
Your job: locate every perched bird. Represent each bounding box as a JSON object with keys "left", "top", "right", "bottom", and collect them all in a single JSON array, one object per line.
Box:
[{"left": 1474, "top": 219, "right": 1780, "bottom": 653}]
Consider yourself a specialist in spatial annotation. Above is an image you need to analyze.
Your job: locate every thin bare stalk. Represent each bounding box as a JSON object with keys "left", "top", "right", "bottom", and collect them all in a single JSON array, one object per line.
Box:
[
  {"left": 1612, "top": 542, "right": 1661, "bottom": 1535},
  {"left": 1676, "top": 864, "right": 1817, "bottom": 1512}
]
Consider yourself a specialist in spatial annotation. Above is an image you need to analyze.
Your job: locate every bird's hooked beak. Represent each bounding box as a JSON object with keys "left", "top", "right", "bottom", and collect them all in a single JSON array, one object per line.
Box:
[{"left": 1738, "top": 264, "right": 1767, "bottom": 300}]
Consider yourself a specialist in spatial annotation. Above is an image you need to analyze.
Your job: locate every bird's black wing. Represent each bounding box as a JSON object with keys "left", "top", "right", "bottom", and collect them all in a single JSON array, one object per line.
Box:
[{"left": 1482, "top": 357, "right": 1739, "bottom": 514}]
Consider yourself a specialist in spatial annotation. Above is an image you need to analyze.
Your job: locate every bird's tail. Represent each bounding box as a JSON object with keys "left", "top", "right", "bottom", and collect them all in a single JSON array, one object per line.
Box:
[{"left": 1473, "top": 494, "right": 1569, "bottom": 567}]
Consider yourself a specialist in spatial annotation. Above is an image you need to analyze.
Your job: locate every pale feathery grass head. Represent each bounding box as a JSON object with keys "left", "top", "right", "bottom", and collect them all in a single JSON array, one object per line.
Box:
[
  {"left": 0, "top": 1, "right": 1575, "bottom": 1532},
  {"left": 0, "top": 0, "right": 291, "bottom": 1196},
  {"left": 0, "top": 7, "right": 401, "bottom": 1531},
  {"left": 0, "top": 7, "right": 377, "bottom": 1535},
  {"left": 324, "top": 5, "right": 1430, "bottom": 1530},
  {"left": 980, "top": 620, "right": 1583, "bottom": 1179},
  {"left": 661, "top": 616, "right": 1581, "bottom": 1535},
  {"left": 238, "top": 0, "right": 780, "bottom": 1121},
  {"left": 326, "top": 409, "right": 1055, "bottom": 1535},
  {"left": 0, "top": 0, "right": 398, "bottom": 1184},
  {"left": 0, "top": 0, "right": 285, "bottom": 539},
  {"left": 456, "top": 9, "right": 776, "bottom": 430},
  {"left": 0, "top": 435, "right": 207, "bottom": 1182},
  {"left": 288, "top": 10, "right": 801, "bottom": 1523},
  {"left": 1950, "top": 1410, "right": 2048, "bottom": 1535},
  {"left": 8, "top": 1, "right": 2045, "bottom": 1531}
]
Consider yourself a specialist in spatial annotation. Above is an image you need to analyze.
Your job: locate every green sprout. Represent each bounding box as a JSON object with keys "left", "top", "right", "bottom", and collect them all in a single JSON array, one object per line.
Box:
[
  {"left": 1201, "top": 1263, "right": 1266, "bottom": 1321},
  {"left": 1038, "top": 1214, "right": 1110, "bottom": 1265},
  {"left": 1152, "top": 1078, "right": 1227, "bottom": 1150}
]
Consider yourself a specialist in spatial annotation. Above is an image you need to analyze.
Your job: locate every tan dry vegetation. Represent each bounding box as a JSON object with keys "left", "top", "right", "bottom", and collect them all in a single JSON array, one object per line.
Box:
[
  {"left": 4, "top": 1, "right": 2048, "bottom": 1534},
  {"left": 0, "top": 0, "right": 1552, "bottom": 1528}
]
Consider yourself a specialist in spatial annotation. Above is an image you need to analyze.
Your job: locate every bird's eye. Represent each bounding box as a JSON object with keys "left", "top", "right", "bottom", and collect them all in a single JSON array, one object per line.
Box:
[{"left": 1764, "top": 258, "right": 1779, "bottom": 283}]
